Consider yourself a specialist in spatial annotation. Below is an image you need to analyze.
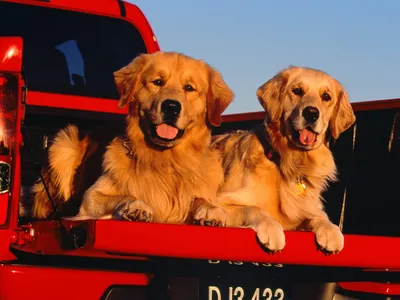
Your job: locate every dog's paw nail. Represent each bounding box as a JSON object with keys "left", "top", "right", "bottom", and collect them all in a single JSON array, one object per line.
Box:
[
  {"left": 196, "top": 219, "right": 204, "bottom": 225},
  {"left": 121, "top": 213, "right": 131, "bottom": 221},
  {"left": 127, "top": 211, "right": 139, "bottom": 221}
]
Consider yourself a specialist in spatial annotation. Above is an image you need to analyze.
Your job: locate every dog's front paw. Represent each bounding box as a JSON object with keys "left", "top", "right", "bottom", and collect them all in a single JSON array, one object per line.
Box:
[
  {"left": 314, "top": 222, "right": 344, "bottom": 253},
  {"left": 255, "top": 218, "right": 286, "bottom": 252},
  {"left": 113, "top": 199, "right": 153, "bottom": 222},
  {"left": 193, "top": 205, "right": 227, "bottom": 227}
]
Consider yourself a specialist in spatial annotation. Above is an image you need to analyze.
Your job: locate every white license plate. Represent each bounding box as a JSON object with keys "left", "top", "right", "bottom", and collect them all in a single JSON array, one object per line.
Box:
[{"left": 206, "top": 285, "right": 287, "bottom": 300}]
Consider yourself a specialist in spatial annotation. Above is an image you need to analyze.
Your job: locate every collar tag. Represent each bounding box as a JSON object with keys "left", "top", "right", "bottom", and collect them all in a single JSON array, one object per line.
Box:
[{"left": 296, "top": 177, "right": 306, "bottom": 196}]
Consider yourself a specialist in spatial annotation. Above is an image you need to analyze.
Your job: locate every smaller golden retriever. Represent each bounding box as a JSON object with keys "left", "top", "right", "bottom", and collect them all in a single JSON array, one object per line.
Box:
[
  {"left": 30, "top": 51, "right": 234, "bottom": 224},
  {"left": 193, "top": 66, "right": 356, "bottom": 253}
]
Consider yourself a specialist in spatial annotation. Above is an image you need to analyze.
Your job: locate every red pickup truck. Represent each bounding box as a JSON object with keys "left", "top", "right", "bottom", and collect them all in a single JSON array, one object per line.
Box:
[{"left": 0, "top": 1, "right": 399, "bottom": 299}]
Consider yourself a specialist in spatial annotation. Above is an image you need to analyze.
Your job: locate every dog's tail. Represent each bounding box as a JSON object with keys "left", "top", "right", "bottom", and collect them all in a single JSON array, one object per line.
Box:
[{"left": 31, "top": 124, "right": 90, "bottom": 219}]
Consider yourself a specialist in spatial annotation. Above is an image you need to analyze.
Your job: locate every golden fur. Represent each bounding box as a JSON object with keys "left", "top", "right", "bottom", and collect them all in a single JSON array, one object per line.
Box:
[
  {"left": 31, "top": 125, "right": 91, "bottom": 218},
  {"left": 193, "top": 66, "right": 356, "bottom": 253},
  {"left": 30, "top": 51, "right": 234, "bottom": 223}
]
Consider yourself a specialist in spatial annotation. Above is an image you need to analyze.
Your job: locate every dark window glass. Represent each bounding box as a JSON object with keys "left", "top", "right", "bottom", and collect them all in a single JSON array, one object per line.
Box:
[{"left": 0, "top": 2, "right": 148, "bottom": 99}]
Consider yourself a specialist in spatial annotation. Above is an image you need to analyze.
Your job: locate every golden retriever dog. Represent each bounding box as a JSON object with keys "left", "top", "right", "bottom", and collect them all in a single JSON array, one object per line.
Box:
[
  {"left": 30, "top": 51, "right": 234, "bottom": 224},
  {"left": 192, "top": 66, "right": 356, "bottom": 253}
]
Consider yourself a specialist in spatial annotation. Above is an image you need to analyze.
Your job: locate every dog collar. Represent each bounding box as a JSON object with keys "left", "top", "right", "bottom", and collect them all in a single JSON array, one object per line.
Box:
[
  {"left": 122, "top": 138, "right": 134, "bottom": 159},
  {"left": 253, "top": 126, "right": 280, "bottom": 165},
  {"left": 265, "top": 149, "right": 276, "bottom": 161}
]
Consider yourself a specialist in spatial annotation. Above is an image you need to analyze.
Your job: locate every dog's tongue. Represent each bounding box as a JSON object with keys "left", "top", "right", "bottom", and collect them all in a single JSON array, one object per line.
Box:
[
  {"left": 299, "top": 128, "right": 316, "bottom": 145},
  {"left": 156, "top": 123, "right": 179, "bottom": 140}
]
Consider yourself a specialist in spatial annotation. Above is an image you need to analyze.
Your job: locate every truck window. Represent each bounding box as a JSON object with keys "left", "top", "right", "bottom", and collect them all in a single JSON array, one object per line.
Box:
[{"left": 0, "top": 2, "right": 147, "bottom": 100}]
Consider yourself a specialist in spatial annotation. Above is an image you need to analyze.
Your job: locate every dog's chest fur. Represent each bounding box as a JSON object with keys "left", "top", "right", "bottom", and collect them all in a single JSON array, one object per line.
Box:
[
  {"left": 276, "top": 144, "right": 337, "bottom": 228},
  {"left": 103, "top": 137, "right": 223, "bottom": 224}
]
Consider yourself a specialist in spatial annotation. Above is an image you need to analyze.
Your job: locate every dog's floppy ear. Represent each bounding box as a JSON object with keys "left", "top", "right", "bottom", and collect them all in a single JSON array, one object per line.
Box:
[
  {"left": 256, "top": 71, "right": 288, "bottom": 123},
  {"left": 207, "top": 66, "right": 234, "bottom": 127},
  {"left": 113, "top": 53, "right": 149, "bottom": 109},
  {"left": 330, "top": 80, "right": 356, "bottom": 139}
]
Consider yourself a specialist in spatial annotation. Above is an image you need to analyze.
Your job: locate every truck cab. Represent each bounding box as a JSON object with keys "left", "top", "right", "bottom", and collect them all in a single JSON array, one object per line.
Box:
[{"left": 0, "top": 1, "right": 399, "bottom": 299}]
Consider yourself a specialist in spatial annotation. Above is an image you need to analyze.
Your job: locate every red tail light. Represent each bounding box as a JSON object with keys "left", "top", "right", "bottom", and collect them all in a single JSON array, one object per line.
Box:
[{"left": 0, "top": 72, "right": 17, "bottom": 225}]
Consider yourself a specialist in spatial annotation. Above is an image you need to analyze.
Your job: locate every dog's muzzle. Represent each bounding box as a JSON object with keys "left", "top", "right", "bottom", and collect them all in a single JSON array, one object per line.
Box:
[
  {"left": 146, "top": 99, "right": 185, "bottom": 143},
  {"left": 297, "top": 106, "right": 320, "bottom": 146}
]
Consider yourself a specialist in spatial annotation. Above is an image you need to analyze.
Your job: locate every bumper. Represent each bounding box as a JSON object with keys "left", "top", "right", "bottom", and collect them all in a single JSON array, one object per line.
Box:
[{"left": 1, "top": 262, "right": 400, "bottom": 300}]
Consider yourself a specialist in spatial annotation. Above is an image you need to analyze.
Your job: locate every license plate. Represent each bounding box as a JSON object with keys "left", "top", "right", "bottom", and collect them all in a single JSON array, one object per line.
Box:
[{"left": 202, "top": 282, "right": 288, "bottom": 300}]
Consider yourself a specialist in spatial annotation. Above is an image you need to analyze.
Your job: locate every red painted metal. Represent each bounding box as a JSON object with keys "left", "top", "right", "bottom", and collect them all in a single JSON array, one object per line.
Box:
[
  {"left": 26, "top": 91, "right": 128, "bottom": 115},
  {"left": 8, "top": 0, "right": 121, "bottom": 17},
  {"left": 90, "top": 221, "right": 400, "bottom": 269},
  {"left": 351, "top": 98, "right": 400, "bottom": 111},
  {"left": 339, "top": 282, "right": 400, "bottom": 296},
  {"left": 0, "top": 37, "right": 23, "bottom": 73},
  {"left": 222, "top": 111, "right": 266, "bottom": 123},
  {"left": 0, "top": 72, "right": 22, "bottom": 227},
  {"left": 0, "top": 264, "right": 150, "bottom": 300},
  {"left": 14, "top": 220, "right": 400, "bottom": 270},
  {"left": 0, "top": 73, "right": 24, "bottom": 231},
  {"left": 0, "top": 230, "right": 16, "bottom": 261},
  {"left": 7, "top": 75, "right": 23, "bottom": 229},
  {"left": 124, "top": 1, "right": 160, "bottom": 53}
]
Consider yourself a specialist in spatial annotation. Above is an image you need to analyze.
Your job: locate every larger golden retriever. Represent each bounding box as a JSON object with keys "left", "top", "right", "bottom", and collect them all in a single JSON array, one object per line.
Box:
[
  {"left": 193, "top": 66, "right": 356, "bottom": 253},
  {"left": 30, "top": 51, "right": 234, "bottom": 223}
]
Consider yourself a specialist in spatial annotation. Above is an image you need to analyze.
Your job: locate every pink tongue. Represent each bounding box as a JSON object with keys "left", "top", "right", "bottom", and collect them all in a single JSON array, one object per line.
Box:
[
  {"left": 156, "top": 123, "right": 179, "bottom": 140},
  {"left": 299, "top": 129, "right": 316, "bottom": 145}
]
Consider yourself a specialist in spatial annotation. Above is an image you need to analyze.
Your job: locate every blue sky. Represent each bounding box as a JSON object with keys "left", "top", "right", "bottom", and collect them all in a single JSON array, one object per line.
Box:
[{"left": 130, "top": 0, "right": 400, "bottom": 114}]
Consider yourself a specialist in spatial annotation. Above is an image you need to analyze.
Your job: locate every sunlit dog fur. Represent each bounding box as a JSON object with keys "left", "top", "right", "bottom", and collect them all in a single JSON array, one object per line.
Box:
[
  {"left": 31, "top": 51, "right": 234, "bottom": 223},
  {"left": 193, "top": 66, "right": 356, "bottom": 253}
]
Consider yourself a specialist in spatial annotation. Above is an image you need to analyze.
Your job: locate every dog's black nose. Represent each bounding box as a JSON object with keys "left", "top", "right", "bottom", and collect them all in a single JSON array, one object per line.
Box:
[
  {"left": 161, "top": 99, "right": 181, "bottom": 117},
  {"left": 302, "top": 106, "right": 320, "bottom": 123}
]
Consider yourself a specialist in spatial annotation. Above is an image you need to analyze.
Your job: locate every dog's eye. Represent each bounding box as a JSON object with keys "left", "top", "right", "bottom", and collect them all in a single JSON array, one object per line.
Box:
[
  {"left": 152, "top": 79, "right": 164, "bottom": 86},
  {"left": 321, "top": 92, "right": 331, "bottom": 101},
  {"left": 292, "top": 87, "right": 304, "bottom": 96},
  {"left": 184, "top": 84, "right": 195, "bottom": 92}
]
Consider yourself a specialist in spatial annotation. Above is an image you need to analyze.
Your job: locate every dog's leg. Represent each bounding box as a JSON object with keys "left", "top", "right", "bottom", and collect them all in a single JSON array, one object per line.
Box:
[
  {"left": 79, "top": 178, "right": 153, "bottom": 222},
  {"left": 191, "top": 198, "right": 227, "bottom": 226},
  {"left": 303, "top": 213, "right": 344, "bottom": 253},
  {"left": 224, "top": 205, "right": 286, "bottom": 252},
  {"left": 111, "top": 197, "right": 153, "bottom": 222},
  {"left": 80, "top": 191, "right": 153, "bottom": 222},
  {"left": 192, "top": 197, "right": 285, "bottom": 252}
]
